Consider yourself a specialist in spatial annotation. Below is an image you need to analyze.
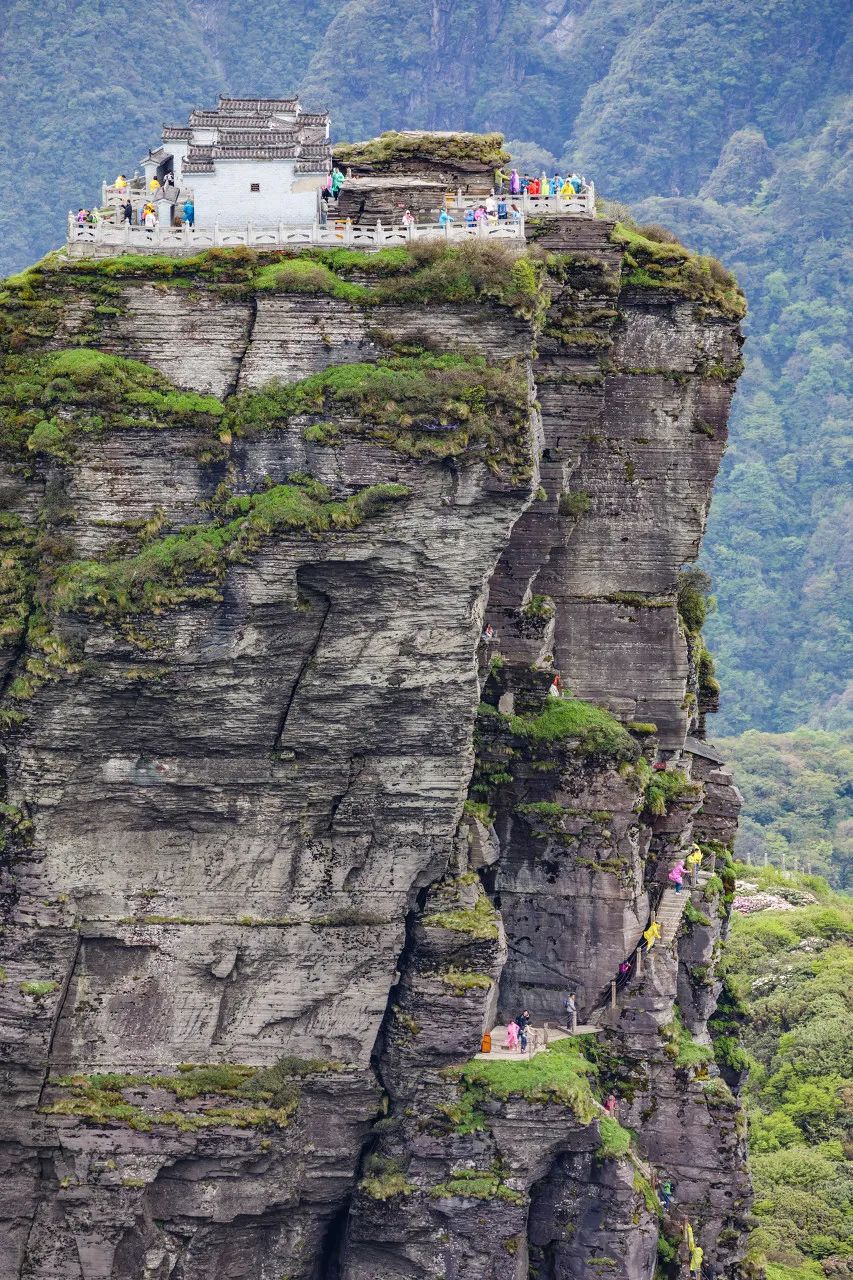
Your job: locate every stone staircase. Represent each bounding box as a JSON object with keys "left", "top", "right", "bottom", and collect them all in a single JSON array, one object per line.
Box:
[
  {"left": 656, "top": 870, "right": 712, "bottom": 944},
  {"left": 655, "top": 888, "right": 687, "bottom": 944}
]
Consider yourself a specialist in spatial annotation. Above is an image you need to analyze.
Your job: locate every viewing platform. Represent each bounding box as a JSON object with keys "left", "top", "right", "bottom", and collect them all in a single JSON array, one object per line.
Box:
[
  {"left": 475, "top": 1023, "right": 602, "bottom": 1061},
  {"left": 66, "top": 184, "right": 597, "bottom": 259}
]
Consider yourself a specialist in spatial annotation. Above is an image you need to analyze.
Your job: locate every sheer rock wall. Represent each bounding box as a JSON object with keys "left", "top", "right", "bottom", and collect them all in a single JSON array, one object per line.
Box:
[{"left": 0, "top": 214, "right": 748, "bottom": 1279}]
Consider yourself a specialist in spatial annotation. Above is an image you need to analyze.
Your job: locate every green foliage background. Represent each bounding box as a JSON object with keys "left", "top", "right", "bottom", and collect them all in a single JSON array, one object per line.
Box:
[
  {"left": 722, "top": 869, "right": 853, "bottom": 1277},
  {"left": 720, "top": 729, "right": 852, "bottom": 889}
]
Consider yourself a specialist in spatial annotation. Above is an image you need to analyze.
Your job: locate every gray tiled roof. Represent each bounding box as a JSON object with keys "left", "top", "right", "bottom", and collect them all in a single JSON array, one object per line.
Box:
[
  {"left": 219, "top": 96, "right": 299, "bottom": 112},
  {"left": 161, "top": 96, "right": 330, "bottom": 170}
]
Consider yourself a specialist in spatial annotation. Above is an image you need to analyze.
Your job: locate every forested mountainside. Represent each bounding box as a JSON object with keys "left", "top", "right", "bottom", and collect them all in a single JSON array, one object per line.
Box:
[
  {"left": 0, "top": 0, "right": 849, "bottom": 730},
  {"left": 721, "top": 868, "right": 853, "bottom": 1280},
  {"left": 719, "top": 730, "right": 852, "bottom": 889}
]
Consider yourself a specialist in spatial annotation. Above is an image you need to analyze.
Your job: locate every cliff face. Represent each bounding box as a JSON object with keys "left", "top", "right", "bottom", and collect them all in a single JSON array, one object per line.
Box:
[{"left": 0, "top": 210, "right": 748, "bottom": 1279}]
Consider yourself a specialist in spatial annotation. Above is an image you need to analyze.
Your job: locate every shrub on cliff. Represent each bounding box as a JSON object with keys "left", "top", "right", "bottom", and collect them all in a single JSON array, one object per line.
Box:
[
  {"left": 612, "top": 223, "right": 746, "bottom": 321},
  {"left": 508, "top": 697, "right": 639, "bottom": 764}
]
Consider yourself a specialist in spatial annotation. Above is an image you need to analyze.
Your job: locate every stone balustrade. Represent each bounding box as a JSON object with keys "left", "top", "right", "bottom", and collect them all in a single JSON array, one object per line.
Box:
[
  {"left": 66, "top": 214, "right": 529, "bottom": 257},
  {"left": 446, "top": 182, "right": 596, "bottom": 218}
]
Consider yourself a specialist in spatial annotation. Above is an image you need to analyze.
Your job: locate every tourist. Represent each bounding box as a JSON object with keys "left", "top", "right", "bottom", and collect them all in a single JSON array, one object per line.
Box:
[
  {"left": 686, "top": 845, "right": 703, "bottom": 883},
  {"left": 330, "top": 167, "right": 345, "bottom": 197},
  {"left": 668, "top": 859, "right": 686, "bottom": 893},
  {"left": 618, "top": 960, "right": 631, "bottom": 978},
  {"left": 485, "top": 193, "right": 496, "bottom": 215},
  {"left": 144, "top": 206, "right": 157, "bottom": 232},
  {"left": 149, "top": 176, "right": 161, "bottom": 194},
  {"left": 115, "top": 173, "right": 127, "bottom": 191},
  {"left": 505, "top": 1019, "right": 520, "bottom": 1050},
  {"left": 643, "top": 919, "right": 662, "bottom": 950},
  {"left": 509, "top": 203, "right": 521, "bottom": 223},
  {"left": 483, "top": 623, "right": 495, "bottom": 641},
  {"left": 497, "top": 196, "right": 508, "bottom": 221},
  {"left": 690, "top": 1242, "right": 704, "bottom": 1276},
  {"left": 604, "top": 1094, "right": 618, "bottom": 1117},
  {"left": 438, "top": 208, "right": 453, "bottom": 227},
  {"left": 659, "top": 1177, "right": 674, "bottom": 1210},
  {"left": 401, "top": 208, "right": 415, "bottom": 228},
  {"left": 509, "top": 168, "right": 520, "bottom": 195},
  {"left": 548, "top": 673, "right": 563, "bottom": 697},
  {"left": 122, "top": 199, "right": 133, "bottom": 224},
  {"left": 517, "top": 1009, "right": 531, "bottom": 1047},
  {"left": 564, "top": 991, "right": 578, "bottom": 1034},
  {"left": 554, "top": 173, "right": 563, "bottom": 193},
  {"left": 529, "top": 177, "right": 540, "bottom": 197},
  {"left": 76, "top": 208, "right": 88, "bottom": 226},
  {"left": 570, "top": 172, "right": 583, "bottom": 193},
  {"left": 561, "top": 177, "right": 575, "bottom": 198},
  {"left": 520, "top": 174, "right": 531, "bottom": 193},
  {"left": 182, "top": 198, "right": 195, "bottom": 227},
  {"left": 464, "top": 207, "right": 476, "bottom": 228},
  {"left": 494, "top": 165, "right": 510, "bottom": 194}
]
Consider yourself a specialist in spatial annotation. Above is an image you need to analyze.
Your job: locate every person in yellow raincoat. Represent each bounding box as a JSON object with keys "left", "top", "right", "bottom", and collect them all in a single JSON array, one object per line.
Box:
[
  {"left": 686, "top": 845, "right": 703, "bottom": 884},
  {"left": 643, "top": 920, "right": 662, "bottom": 950},
  {"left": 115, "top": 173, "right": 127, "bottom": 190}
]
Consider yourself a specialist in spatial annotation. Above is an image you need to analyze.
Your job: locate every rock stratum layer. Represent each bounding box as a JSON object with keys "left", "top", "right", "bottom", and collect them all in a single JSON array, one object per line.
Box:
[{"left": 0, "top": 209, "right": 749, "bottom": 1279}]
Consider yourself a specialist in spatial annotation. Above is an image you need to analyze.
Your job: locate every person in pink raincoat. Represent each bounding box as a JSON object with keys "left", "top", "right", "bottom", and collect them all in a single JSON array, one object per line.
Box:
[
  {"left": 505, "top": 1019, "right": 520, "bottom": 1050},
  {"left": 668, "top": 860, "right": 686, "bottom": 893}
]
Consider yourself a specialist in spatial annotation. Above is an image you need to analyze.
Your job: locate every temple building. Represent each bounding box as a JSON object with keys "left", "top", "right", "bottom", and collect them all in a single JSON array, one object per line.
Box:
[{"left": 140, "top": 95, "right": 331, "bottom": 227}]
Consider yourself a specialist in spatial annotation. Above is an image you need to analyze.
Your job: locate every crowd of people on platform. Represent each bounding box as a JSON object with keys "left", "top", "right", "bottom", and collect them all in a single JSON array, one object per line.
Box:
[{"left": 495, "top": 167, "right": 587, "bottom": 198}]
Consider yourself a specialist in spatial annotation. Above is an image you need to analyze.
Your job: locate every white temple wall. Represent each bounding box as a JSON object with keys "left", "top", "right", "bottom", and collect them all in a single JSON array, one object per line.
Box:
[{"left": 190, "top": 160, "right": 321, "bottom": 226}]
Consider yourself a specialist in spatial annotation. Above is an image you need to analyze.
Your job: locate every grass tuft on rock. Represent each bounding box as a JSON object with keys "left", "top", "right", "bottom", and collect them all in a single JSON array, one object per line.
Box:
[
  {"left": 643, "top": 767, "right": 700, "bottom": 816},
  {"left": 451, "top": 1035, "right": 599, "bottom": 1122},
  {"left": 422, "top": 891, "right": 499, "bottom": 940},
  {"left": 508, "top": 697, "right": 639, "bottom": 764}
]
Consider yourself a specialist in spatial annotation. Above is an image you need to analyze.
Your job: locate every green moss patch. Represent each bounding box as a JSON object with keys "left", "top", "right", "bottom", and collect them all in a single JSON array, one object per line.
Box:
[
  {"left": 642, "top": 766, "right": 700, "bottom": 816},
  {"left": 660, "top": 1010, "right": 714, "bottom": 1070},
  {"left": 422, "top": 890, "right": 499, "bottom": 940},
  {"left": 449, "top": 1035, "right": 599, "bottom": 1122},
  {"left": 233, "top": 351, "right": 531, "bottom": 473},
  {"left": 438, "top": 968, "right": 494, "bottom": 994},
  {"left": 333, "top": 130, "right": 509, "bottom": 171},
  {"left": 52, "top": 478, "right": 409, "bottom": 618},
  {"left": 430, "top": 1165, "right": 525, "bottom": 1204},
  {"left": 1, "top": 348, "right": 225, "bottom": 461},
  {"left": 596, "top": 1114, "right": 632, "bottom": 1159},
  {"left": 508, "top": 697, "right": 639, "bottom": 764},
  {"left": 20, "top": 979, "right": 59, "bottom": 998},
  {"left": 38, "top": 1058, "right": 331, "bottom": 1133},
  {"left": 612, "top": 223, "right": 745, "bottom": 321}
]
